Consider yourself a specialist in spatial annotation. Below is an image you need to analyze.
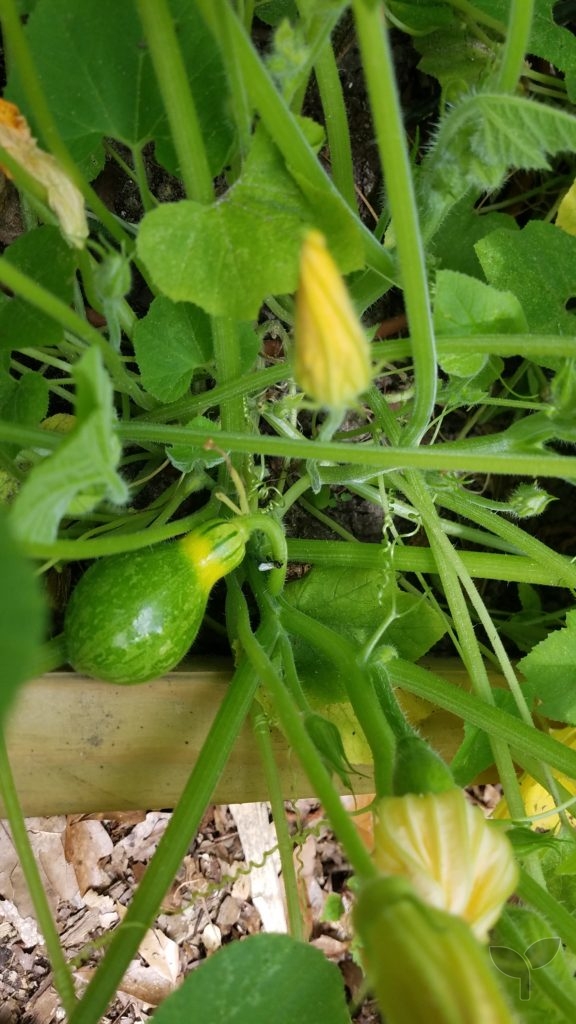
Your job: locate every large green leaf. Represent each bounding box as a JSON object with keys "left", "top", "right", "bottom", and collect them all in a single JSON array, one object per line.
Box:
[
  {"left": 434, "top": 269, "right": 527, "bottom": 376},
  {"left": 136, "top": 129, "right": 363, "bottom": 319},
  {"left": 0, "top": 227, "right": 75, "bottom": 349},
  {"left": 7, "top": 0, "right": 232, "bottom": 178},
  {"left": 152, "top": 934, "right": 351, "bottom": 1024},
  {"left": 419, "top": 93, "right": 576, "bottom": 240},
  {"left": 476, "top": 220, "right": 576, "bottom": 341},
  {"left": 517, "top": 609, "right": 576, "bottom": 723},
  {"left": 0, "top": 511, "right": 46, "bottom": 726},
  {"left": 10, "top": 348, "right": 127, "bottom": 543},
  {"left": 133, "top": 297, "right": 212, "bottom": 402},
  {"left": 283, "top": 567, "right": 447, "bottom": 706}
]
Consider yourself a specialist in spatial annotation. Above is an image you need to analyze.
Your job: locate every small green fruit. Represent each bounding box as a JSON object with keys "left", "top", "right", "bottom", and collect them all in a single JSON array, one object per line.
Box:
[{"left": 64, "top": 519, "right": 247, "bottom": 684}]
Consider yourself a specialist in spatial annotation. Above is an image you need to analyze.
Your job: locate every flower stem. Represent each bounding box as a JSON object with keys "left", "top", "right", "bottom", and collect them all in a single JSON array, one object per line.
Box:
[
  {"left": 135, "top": 0, "right": 214, "bottom": 203},
  {"left": 497, "top": 0, "right": 534, "bottom": 92},
  {"left": 0, "top": 731, "right": 77, "bottom": 1015},
  {"left": 352, "top": 0, "right": 436, "bottom": 444}
]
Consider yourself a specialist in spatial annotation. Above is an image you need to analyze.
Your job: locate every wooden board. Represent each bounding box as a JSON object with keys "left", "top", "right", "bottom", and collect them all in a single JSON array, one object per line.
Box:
[
  {"left": 2, "top": 658, "right": 498, "bottom": 816},
  {"left": 2, "top": 661, "right": 372, "bottom": 816}
]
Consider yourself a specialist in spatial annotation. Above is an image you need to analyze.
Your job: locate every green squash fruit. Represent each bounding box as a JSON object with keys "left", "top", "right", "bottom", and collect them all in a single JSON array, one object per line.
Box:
[{"left": 64, "top": 519, "right": 248, "bottom": 684}]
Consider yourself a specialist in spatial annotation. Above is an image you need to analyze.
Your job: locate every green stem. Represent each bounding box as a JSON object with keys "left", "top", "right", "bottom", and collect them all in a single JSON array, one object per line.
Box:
[
  {"left": 436, "top": 489, "right": 576, "bottom": 589},
  {"left": 0, "top": 259, "right": 151, "bottom": 408},
  {"left": 285, "top": 538, "right": 576, "bottom": 587},
  {"left": 195, "top": 0, "right": 397, "bottom": 289},
  {"left": 6, "top": 413, "right": 576, "bottom": 483},
  {"left": 496, "top": 0, "right": 534, "bottom": 92},
  {"left": 311, "top": 29, "right": 357, "bottom": 210},
  {"left": 115, "top": 420, "right": 576, "bottom": 480},
  {"left": 0, "top": 731, "right": 77, "bottom": 1015},
  {"left": 251, "top": 707, "right": 304, "bottom": 941},
  {"left": 517, "top": 868, "right": 576, "bottom": 955},
  {"left": 231, "top": 580, "right": 377, "bottom": 881},
  {"left": 21, "top": 511, "right": 210, "bottom": 561},
  {"left": 447, "top": 0, "right": 507, "bottom": 34},
  {"left": 68, "top": 617, "right": 275, "bottom": 1024},
  {"left": 392, "top": 656, "right": 576, "bottom": 778},
  {"left": 400, "top": 471, "right": 524, "bottom": 819},
  {"left": 278, "top": 599, "right": 396, "bottom": 796},
  {"left": 352, "top": 0, "right": 436, "bottom": 445},
  {"left": 134, "top": 363, "right": 288, "bottom": 424},
  {"left": 131, "top": 144, "right": 156, "bottom": 212},
  {"left": 135, "top": 0, "right": 214, "bottom": 203},
  {"left": 242, "top": 514, "right": 288, "bottom": 595}
]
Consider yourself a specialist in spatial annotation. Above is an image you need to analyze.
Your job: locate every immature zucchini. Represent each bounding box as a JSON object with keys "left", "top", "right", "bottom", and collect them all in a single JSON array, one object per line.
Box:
[{"left": 64, "top": 519, "right": 248, "bottom": 684}]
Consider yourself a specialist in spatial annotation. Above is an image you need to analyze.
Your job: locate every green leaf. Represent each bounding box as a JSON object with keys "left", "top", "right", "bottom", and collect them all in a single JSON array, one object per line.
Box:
[
  {"left": 0, "top": 511, "right": 46, "bottom": 725},
  {"left": 491, "top": 906, "right": 576, "bottom": 1020},
  {"left": 136, "top": 128, "right": 364, "bottom": 319},
  {"left": 517, "top": 610, "right": 576, "bottom": 722},
  {"left": 255, "top": 0, "right": 298, "bottom": 27},
  {"left": 283, "top": 568, "right": 447, "bottom": 706},
  {"left": 304, "top": 710, "right": 357, "bottom": 788},
  {"left": 434, "top": 269, "right": 527, "bottom": 376},
  {"left": 419, "top": 93, "right": 576, "bottom": 240},
  {"left": 166, "top": 415, "right": 222, "bottom": 473},
  {"left": 0, "top": 227, "right": 75, "bottom": 349},
  {"left": 151, "top": 933, "right": 351, "bottom": 1024},
  {"left": 7, "top": 0, "right": 232, "bottom": 179},
  {"left": 415, "top": 20, "right": 495, "bottom": 96},
  {"left": 10, "top": 348, "right": 128, "bottom": 543},
  {"left": 477, "top": 0, "right": 576, "bottom": 79},
  {"left": 431, "top": 197, "right": 518, "bottom": 279},
  {"left": 133, "top": 297, "right": 213, "bottom": 402},
  {"left": 450, "top": 690, "right": 518, "bottom": 786},
  {"left": 476, "top": 221, "right": 576, "bottom": 343},
  {"left": 387, "top": 0, "right": 455, "bottom": 33},
  {"left": 0, "top": 372, "right": 49, "bottom": 434}
]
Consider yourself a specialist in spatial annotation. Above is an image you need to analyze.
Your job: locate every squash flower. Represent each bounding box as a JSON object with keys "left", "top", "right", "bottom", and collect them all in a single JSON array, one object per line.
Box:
[
  {"left": 294, "top": 229, "right": 372, "bottom": 409},
  {"left": 0, "top": 98, "right": 88, "bottom": 248},
  {"left": 355, "top": 876, "right": 515, "bottom": 1024},
  {"left": 373, "top": 788, "right": 518, "bottom": 942}
]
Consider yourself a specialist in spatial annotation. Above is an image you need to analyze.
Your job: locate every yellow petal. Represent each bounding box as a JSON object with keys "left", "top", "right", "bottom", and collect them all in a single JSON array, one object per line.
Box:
[
  {"left": 0, "top": 98, "right": 87, "bottom": 248},
  {"left": 294, "top": 230, "right": 372, "bottom": 409},
  {"left": 556, "top": 179, "right": 576, "bottom": 236},
  {"left": 373, "top": 789, "right": 518, "bottom": 941},
  {"left": 493, "top": 725, "right": 576, "bottom": 831}
]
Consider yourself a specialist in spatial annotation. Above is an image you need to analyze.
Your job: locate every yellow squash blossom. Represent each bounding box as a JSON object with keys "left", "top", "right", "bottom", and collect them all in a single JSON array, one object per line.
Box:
[
  {"left": 493, "top": 725, "right": 576, "bottom": 831},
  {"left": 294, "top": 229, "right": 372, "bottom": 409},
  {"left": 373, "top": 788, "right": 518, "bottom": 942},
  {"left": 0, "top": 98, "right": 87, "bottom": 248},
  {"left": 355, "top": 876, "right": 515, "bottom": 1024}
]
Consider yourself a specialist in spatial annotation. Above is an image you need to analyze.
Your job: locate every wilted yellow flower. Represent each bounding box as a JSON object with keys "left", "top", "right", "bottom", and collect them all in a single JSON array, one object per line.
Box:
[
  {"left": 373, "top": 788, "right": 518, "bottom": 941},
  {"left": 0, "top": 98, "right": 87, "bottom": 248},
  {"left": 294, "top": 229, "right": 372, "bottom": 409},
  {"left": 493, "top": 726, "right": 576, "bottom": 832},
  {"left": 355, "top": 876, "right": 515, "bottom": 1024}
]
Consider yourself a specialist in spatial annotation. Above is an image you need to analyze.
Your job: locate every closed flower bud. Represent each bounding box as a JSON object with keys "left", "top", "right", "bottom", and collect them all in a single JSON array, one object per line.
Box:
[
  {"left": 294, "top": 230, "right": 372, "bottom": 409},
  {"left": 0, "top": 98, "right": 88, "bottom": 248},
  {"left": 373, "top": 788, "right": 518, "bottom": 941},
  {"left": 355, "top": 876, "right": 515, "bottom": 1024}
]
